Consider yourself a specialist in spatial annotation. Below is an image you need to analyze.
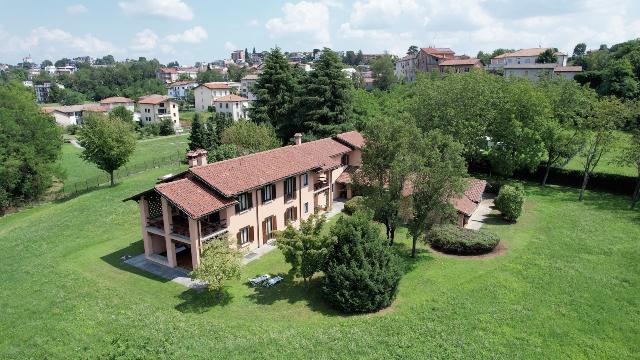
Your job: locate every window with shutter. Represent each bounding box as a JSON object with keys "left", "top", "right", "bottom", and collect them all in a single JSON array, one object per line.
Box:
[{"left": 249, "top": 226, "right": 254, "bottom": 241}]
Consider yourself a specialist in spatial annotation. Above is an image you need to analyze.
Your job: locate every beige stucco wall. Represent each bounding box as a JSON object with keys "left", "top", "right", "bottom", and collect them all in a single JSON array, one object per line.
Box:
[
  {"left": 138, "top": 100, "right": 180, "bottom": 128},
  {"left": 195, "top": 87, "right": 231, "bottom": 112}
]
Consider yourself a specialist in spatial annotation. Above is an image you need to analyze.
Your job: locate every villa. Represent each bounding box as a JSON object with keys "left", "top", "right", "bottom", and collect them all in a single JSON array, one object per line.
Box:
[{"left": 124, "top": 131, "right": 364, "bottom": 270}]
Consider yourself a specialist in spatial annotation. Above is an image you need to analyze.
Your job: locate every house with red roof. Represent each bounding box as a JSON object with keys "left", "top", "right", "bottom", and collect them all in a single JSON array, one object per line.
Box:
[
  {"left": 194, "top": 82, "right": 232, "bottom": 112},
  {"left": 125, "top": 131, "right": 365, "bottom": 270},
  {"left": 137, "top": 95, "right": 180, "bottom": 129}
]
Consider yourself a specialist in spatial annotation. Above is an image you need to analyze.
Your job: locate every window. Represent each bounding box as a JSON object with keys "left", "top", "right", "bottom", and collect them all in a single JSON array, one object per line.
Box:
[
  {"left": 235, "top": 192, "right": 252, "bottom": 213},
  {"left": 237, "top": 226, "right": 253, "bottom": 245},
  {"left": 263, "top": 215, "right": 276, "bottom": 240},
  {"left": 303, "top": 173, "right": 308, "bottom": 186},
  {"left": 284, "top": 177, "right": 296, "bottom": 201},
  {"left": 341, "top": 154, "right": 350, "bottom": 166},
  {"left": 304, "top": 202, "right": 309, "bottom": 213},
  {"left": 225, "top": 103, "right": 229, "bottom": 109},
  {"left": 284, "top": 206, "right": 297, "bottom": 223},
  {"left": 261, "top": 184, "right": 276, "bottom": 203}
]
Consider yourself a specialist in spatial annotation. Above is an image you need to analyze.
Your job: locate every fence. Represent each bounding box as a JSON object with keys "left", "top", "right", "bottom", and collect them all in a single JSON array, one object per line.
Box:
[{"left": 49, "top": 152, "right": 187, "bottom": 201}]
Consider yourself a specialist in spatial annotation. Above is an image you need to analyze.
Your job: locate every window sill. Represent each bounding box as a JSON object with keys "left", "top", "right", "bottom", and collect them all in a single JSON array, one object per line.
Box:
[
  {"left": 239, "top": 242, "right": 251, "bottom": 248},
  {"left": 263, "top": 200, "right": 273, "bottom": 205}
]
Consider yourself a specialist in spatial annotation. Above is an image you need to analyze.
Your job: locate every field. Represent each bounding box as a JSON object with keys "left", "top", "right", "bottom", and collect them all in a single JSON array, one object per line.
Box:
[
  {"left": 58, "top": 134, "right": 189, "bottom": 188},
  {"left": 0, "top": 166, "right": 638, "bottom": 359},
  {"left": 559, "top": 130, "right": 636, "bottom": 177}
]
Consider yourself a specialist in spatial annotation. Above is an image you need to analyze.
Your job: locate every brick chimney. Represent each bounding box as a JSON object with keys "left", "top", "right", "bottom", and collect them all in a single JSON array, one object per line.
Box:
[
  {"left": 186, "top": 149, "right": 208, "bottom": 167},
  {"left": 294, "top": 133, "right": 302, "bottom": 145}
]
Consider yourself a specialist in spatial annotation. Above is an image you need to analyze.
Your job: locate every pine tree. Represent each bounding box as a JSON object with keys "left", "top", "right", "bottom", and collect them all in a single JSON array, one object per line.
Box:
[
  {"left": 296, "top": 48, "right": 354, "bottom": 138},
  {"left": 250, "top": 47, "right": 298, "bottom": 139},
  {"left": 188, "top": 113, "right": 208, "bottom": 150}
]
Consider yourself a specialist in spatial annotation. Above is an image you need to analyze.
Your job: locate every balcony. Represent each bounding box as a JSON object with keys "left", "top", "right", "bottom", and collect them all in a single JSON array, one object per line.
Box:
[
  {"left": 201, "top": 219, "right": 228, "bottom": 241},
  {"left": 146, "top": 216, "right": 165, "bottom": 235},
  {"left": 314, "top": 180, "right": 329, "bottom": 192}
]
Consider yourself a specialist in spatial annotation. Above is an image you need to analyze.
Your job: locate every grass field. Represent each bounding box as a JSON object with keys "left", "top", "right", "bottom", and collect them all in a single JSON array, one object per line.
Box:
[
  {"left": 0, "top": 167, "right": 638, "bottom": 359},
  {"left": 58, "top": 134, "right": 190, "bottom": 188},
  {"left": 559, "top": 131, "right": 636, "bottom": 177}
]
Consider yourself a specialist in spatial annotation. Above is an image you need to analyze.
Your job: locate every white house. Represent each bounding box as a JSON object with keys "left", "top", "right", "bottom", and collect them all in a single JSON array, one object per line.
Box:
[
  {"left": 137, "top": 95, "right": 180, "bottom": 129},
  {"left": 194, "top": 82, "right": 231, "bottom": 112},
  {"left": 504, "top": 64, "right": 583, "bottom": 81},
  {"left": 240, "top": 74, "right": 258, "bottom": 101},
  {"left": 213, "top": 94, "right": 250, "bottom": 121},
  {"left": 42, "top": 104, "right": 108, "bottom": 127},
  {"left": 489, "top": 48, "right": 568, "bottom": 71},
  {"left": 34, "top": 82, "right": 64, "bottom": 103},
  {"left": 99, "top": 96, "right": 135, "bottom": 112},
  {"left": 395, "top": 54, "right": 417, "bottom": 82},
  {"left": 167, "top": 80, "right": 199, "bottom": 99}
]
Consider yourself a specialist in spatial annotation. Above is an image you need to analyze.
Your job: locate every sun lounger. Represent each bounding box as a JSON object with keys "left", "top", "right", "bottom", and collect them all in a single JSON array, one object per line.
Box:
[
  {"left": 249, "top": 274, "right": 270, "bottom": 286},
  {"left": 264, "top": 276, "right": 283, "bottom": 287}
]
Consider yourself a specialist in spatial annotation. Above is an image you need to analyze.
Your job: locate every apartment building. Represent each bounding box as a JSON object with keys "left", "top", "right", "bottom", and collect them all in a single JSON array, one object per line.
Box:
[
  {"left": 240, "top": 74, "right": 258, "bottom": 101},
  {"left": 42, "top": 104, "right": 108, "bottom": 126},
  {"left": 137, "top": 95, "right": 180, "bottom": 128},
  {"left": 504, "top": 64, "right": 583, "bottom": 81},
  {"left": 213, "top": 94, "right": 250, "bottom": 121},
  {"left": 156, "top": 67, "right": 179, "bottom": 83},
  {"left": 125, "top": 131, "right": 365, "bottom": 270},
  {"left": 99, "top": 96, "right": 135, "bottom": 112},
  {"left": 194, "top": 82, "right": 231, "bottom": 112},
  {"left": 167, "top": 80, "right": 199, "bottom": 99},
  {"left": 417, "top": 47, "right": 456, "bottom": 73},
  {"left": 395, "top": 54, "right": 417, "bottom": 82},
  {"left": 488, "top": 48, "right": 568, "bottom": 70}
]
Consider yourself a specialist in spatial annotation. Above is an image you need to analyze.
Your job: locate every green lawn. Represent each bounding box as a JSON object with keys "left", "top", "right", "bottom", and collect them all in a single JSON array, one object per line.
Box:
[
  {"left": 0, "top": 167, "right": 638, "bottom": 358},
  {"left": 58, "top": 134, "right": 190, "bottom": 188},
  {"left": 558, "top": 130, "right": 636, "bottom": 177}
]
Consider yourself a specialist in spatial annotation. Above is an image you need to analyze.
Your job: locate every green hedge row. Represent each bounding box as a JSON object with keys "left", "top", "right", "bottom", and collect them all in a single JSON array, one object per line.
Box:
[{"left": 428, "top": 224, "right": 500, "bottom": 255}]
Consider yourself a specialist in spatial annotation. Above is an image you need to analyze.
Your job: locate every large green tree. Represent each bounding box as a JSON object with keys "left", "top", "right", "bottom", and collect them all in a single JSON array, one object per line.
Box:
[
  {"left": 197, "top": 70, "right": 224, "bottom": 84},
  {"left": 536, "top": 49, "right": 558, "bottom": 64},
  {"left": 190, "top": 236, "right": 241, "bottom": 297},
  {"left": 0, "top": 82, "right": 63, "bottom": 212},
  {"left": 77, "top": 113, "right": 136, "bottom": 186},
  {"left": 620, "top": 129, "right": 640, "bottom": 208},
  {"left": 371, "top": 55, "right": 397, "bottom": 91},
  {"left": 296, "top": 48, "right": 354, "bottom": 138},
  {"left": 221, "top": 120, "right": 280, "bottom": 156}
]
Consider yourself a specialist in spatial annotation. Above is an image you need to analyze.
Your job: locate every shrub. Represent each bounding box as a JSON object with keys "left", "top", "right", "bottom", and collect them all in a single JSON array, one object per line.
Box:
[
  {"left": 159, "top": 118, "right": 175, "bottom": 136},
  {"left": 139, "top": 123, "right": 161, "bottom": 137},
  {"left": 343, "top": 196, "right": 366, "bottom": 215},
  {"left": 428, "top": 224, "right": 500, "bottom": 255},
  {"left": 65, "top": 124, "right": 80, "bottom": 135},
  {"left": 495, "top": 184, "right": 524, "bottom": 221},
  {"left": 322, "top": 211, "right": 402, "bottom": 313}
]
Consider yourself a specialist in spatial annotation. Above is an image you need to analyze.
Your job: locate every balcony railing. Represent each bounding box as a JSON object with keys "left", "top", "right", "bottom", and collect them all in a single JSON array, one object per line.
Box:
[
  {"left": 201, "top": 219, "right": 228, "bottom": 240},
  {"left": 314, "top": 180, "right": 329, "bottom": 192},
  {"left": 146, "top": 216, "right": 164, "bottom": 231}
]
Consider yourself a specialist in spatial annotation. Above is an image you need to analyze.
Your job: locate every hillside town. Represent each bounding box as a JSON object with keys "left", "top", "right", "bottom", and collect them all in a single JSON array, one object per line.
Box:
[{"left": 1, "top": 1, "right": 639, "bottom": 359}]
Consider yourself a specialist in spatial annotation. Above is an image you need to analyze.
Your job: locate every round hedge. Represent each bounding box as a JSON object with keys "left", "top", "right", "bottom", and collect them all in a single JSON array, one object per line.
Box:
[
  {"left": 342, "top": 196, "right": 366, "bottom": 215},
  {"left": 428, "top": 224, "right": 499, "bottom": 255}
]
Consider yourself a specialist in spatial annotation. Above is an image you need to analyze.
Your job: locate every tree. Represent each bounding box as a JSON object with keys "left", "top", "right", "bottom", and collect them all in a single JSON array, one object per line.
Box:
[
  {"left": 355, "top": 115, "right": 416, "bottom": 244},
  {"left": 296, "top": 48, "right": 354, "bottom": 138},
  {"left": 536, "top": 49, "right": 558, "bottom": 64},
  {"left": 620, "top": 129, "right": 640, "bottom": 208},
  {"left": 344, "top": 50, "right": 357, "bottom": 65},
  {"left": 322, "top": 212, "right": 402, "bottom": 313},
  {"left": 178, "top": 73, "right": 192, "bottom": 81},
  {"left": 578, "top": 97, "right": 627, "bottom": 201},
  {"left": 188, "top": 113, "right": 209, "bottom": 150},
  {"left": 405, "top": 130, "right": 467, "bottom": 258},
  {"left": 573, "top": 43, "right": 587, "bottom": 57},
  {"left": 159, "top": 118, "right": 175, "bottom": 136},
  {"left": 370, "top": 55, "right": 397, "bottom": 91},
  {"left": 221, "top": 120, "right": 280, "bottom": 155},
  {"left": 495, "top": 184, "right": 525, "bottom": 221},
  {"left": 276, "top": 213, "right": 332, "bottom": 284},
  {"left": 109, "top": 105, "right": 134, "bottom": 123},
  {"left": 190, "top": 237, "right": 241, "bottom": 297},
  {"left": 167, "top": 61, "right": 179, "bottom": 67},
  {"left": 250, "top": 47, "right": 298, "bottom": 139},
  {"left": 227, "top": 64, "right": 248, "bottom": 82},
  {"left": 0, "top": 82, "right": 63, "bottom": 212},
  {"left": 55, "top": 58, "right": 70, "bottom": 67},
  {"left": 355, "top": 50, "right": 364, "bottom": 65},
  {"left": 407, "top": 45, "right": 419, "bottom": 56},
  {"left": 208, "top": 143, "right": 238, "bottom": 162},
  {"left": 77, "top": 113, "right": 136, "bottom": 186},
  {"left": 599, "top": 58, "right": 638, "bottom": 99},
  {"left": 197, "top": 70, "right": 224, "bottom": 84},
  {"left": 41, "top": 60, "right": 53, "bottom": 68}
]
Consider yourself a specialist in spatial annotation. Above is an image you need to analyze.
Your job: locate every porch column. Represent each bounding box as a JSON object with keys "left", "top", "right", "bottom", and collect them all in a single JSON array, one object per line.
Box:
[
  {"left": 327, "top": 171, "right": 333, "bottom": 211},
  {"left": 346, "top": 184, "right": 353, "bottom": 200},
  {"left": 188, "top": 218, "right": 201, "bottom": 268},
  {"left": 161, "top": 197, "right": 177, "bottom": 267},
  {"left": 139, "top": 196, "right": 153, "bottom": 257}
]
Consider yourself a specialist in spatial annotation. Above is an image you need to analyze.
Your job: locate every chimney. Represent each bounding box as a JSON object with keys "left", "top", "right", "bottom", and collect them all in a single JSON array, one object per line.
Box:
[
  {"left": 294, "top": 133, "right": 302, "bottom": 145},
  {"left": 186, "top": 149, "right": 208, "bottom": 167}
]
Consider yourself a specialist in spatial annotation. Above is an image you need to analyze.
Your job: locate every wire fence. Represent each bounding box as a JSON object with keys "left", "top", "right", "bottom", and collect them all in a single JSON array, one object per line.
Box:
[{"left": 48, "top": 152, "right": 187, "bottom": 201}]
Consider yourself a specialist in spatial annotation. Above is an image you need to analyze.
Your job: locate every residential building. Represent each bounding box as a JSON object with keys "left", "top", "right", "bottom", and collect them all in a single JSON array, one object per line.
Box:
[
  {"left": 137, "top": 95, "right": 180, "bottom": 129},
  {"left": 42, "top": 104, "right": 108, "bottom": 126},
  {"left": 166, "top": 80, "right": 199, "bottom": 99},
  {"left": 239, "top": 74, "right": 258, "bottom": 101},
  {"left": 395, "top": 54, "right": 417, "bottom": 82},
  {"left": 489, "top": 48, "right": 568, "bottom": 71},
  {"left": 99, "top": 96, "right": 135, "bottom": 112},
  {"left": 416, "top": 47, "right": 456, "bottom": 73},
  {"left": 124, "top": 131, "right": 365, "bottom": 269},
  {"left": 213, "top": 94, "right": 250, "bottom": 121},
  {"left": 34, "top": 82, "right": 64, "bottom": 103},
  {"left": 439, "top": 58, "right": 484, "bottom": 73},
  {"left": 55, "top": 65, "right": 77, "bottom": 76},
  {"left": 194, "top": 82, "right": 231, "bottom": 112},
  {"left": 361, "top": 53, "right": 386, "bottom": 64},
  {"left": 43, "top": 65, "right": 57, "bottom": 75},
  {"left": 231, "top": 50, "right": 245, "bottom": 63},
  {"left": 503, "top": 64, "right": 583, "bottom": 81},
  {"left": 451, "top": 179, "right": 487, "bottom": 227},
  {"left": 156, "top": 67, "right": 179, "bottom": 83},
  {"left": 176, "top": 67, "right": 198, "bottom": 80}
]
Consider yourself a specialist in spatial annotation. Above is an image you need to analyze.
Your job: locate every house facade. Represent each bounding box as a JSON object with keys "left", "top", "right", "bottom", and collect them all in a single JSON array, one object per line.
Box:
[
  {"left": 489, "top": 48, "right": 568, "bottom": 71},
  {"left": 417, "top": 47, "right": 456, "bottom": 73},
  {"left": 194, "top": 82, "right": 231, "bottom": 112},
  {"left": 504, "top": 63, "right": 583, "bottom": 81},
  {"left": 439, "top": 58, "right": 483, "bottom": 73},
  {"left": 213, "top": 94, "right": 250, "bottom": 121},
  {"left": 156, "top": 67, "right": 178, "bottom": 83},
  {"left": 99, "top": 96, "right": 135, "bottom": 112},
  {"left": 395, "top": 54, "right": 417, "bottom": 82},
  {"left": 125, "top": 131, "right": 365, "bottom": 270},
  {"left": 137, "top": 95, "right": 180, "bottom": 128},
  {"left": 167, "top": 81, "right": 199, "bottom": 99},
  {"left": 240, "top": 74, "right": 258, "bottom": 101},
  {"left": 42, "top": 104, "right": 108, "bottom": 126}
]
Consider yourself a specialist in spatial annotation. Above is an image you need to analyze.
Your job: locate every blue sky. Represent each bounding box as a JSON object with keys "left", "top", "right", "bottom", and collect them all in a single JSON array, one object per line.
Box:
[{"left": 1, "top": 0, "right": 639, "bottom": 65}]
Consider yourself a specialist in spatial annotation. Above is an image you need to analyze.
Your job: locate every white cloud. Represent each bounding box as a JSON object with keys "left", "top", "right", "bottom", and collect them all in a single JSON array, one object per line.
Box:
[
  {"left": 159, "top": 44, "right": 175, "bottom": 54},
  {"left": 224, "top": 41, "right": 237, "bottom": 51},
  {"left": 165, "top": 26, "right": 208, "bottom": 43},
  {"left": 265, "top": 1, "right": 331, "bottom": 47},
  {"left": 66, "top": 4, "right": 87, "bottom": 14},
  {"left": 0, "top": 27, "right": 118, "bottom": 56},
  {"left": 350, "top": 0, "right": 420, "bottom": 29},
  {"left": 247, "top": 19, "right": 260, "bottom": 27},
  {"left": 119, "top": 0, "right": 194, "bottom": 21},
  {"left": 130, "top": 29, "right": 158, "bottom": 51}
]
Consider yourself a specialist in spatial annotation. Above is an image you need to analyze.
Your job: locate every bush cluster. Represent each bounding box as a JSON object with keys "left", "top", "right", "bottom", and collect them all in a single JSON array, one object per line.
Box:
[
  {"left": 428, "top": 224, "right": 500, "bottom": 255},
  {"left": 322, "top": 212, "right": 402, "bottom": 313},
  {"left": 342, "top": 196, "right": 366, "bottom": 215},
  {"left": 495, "top": 185, "right": 525, "bottom": 221}
]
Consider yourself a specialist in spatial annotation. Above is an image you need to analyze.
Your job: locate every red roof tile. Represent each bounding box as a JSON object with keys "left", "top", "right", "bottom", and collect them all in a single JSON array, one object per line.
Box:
[
  {"left": 138, "top": 95, "right": 173, "bottom": 105},
  {"left": 464, "top": 179, "right": 487, "bottom": 203},
  {"left": 334, "top": 131, "right": 365, "bottom": 149},
  {"left": 335, "top": 166, "right": 359, "bottom": 184},
  {"left": 439, "top": 59, "right": 482, "bottom": 66},
  {"left": 155, "top": 178, "right": 236, "bottom": 219},
  {"left": 100, "top": 96, "right": 134, "bottom": 104},
  {"left": 214, "top": 94, "right": 248, "bottom": 102},
  {"left": 199, "top": 82, "right": 230, "bottom": 89},
  {"left": 451, "top": 195, "right": 477, "bottom": 216}
]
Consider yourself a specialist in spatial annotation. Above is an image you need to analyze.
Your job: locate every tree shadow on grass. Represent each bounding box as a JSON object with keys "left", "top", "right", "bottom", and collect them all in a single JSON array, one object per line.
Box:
[
  {"left": 53, "top": 182, "right": 124, "bottom": 204},
  {"left": 99, "top": 239, "right": 171, "bottom": 284},
  {"left": 175, "top": 287, "right": 233, "bottom": 313},
  {"left": 482, "top": 213, "right": 511, "bottom": 226},
  {"left": 391, "top": 241, "right": 435, "bottom": 274}
]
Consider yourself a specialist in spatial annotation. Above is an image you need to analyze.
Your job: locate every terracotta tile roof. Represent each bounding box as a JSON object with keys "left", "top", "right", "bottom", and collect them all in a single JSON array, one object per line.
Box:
[
  {"left": 198, "top": 82, "right": 230, "bottom": 89},
  {"left": 155, "top": 178, "right": 236, "bottom": 219},
  {"left": 158, "top": 67, "right": 178, "bottom": 74},
  {"left": 494, "top": 48, "right": 567, "bottom": 59},
  {"left": 335, "top": 166, "right": 359, "bottom": 184},
  {"left": 439, "top": 59, "right": 482, "bottom": 66},
  {"left": 554, "top": 66, "right": 583, "bottom": 72},
  {"left": 190, "top": 135, "right": 353, "bottom": 196},
  {"left": 334, "top": 131, "right": 365, "bottom": 149},
  {"left": 166, "top": 80, "right": 198, "bottom": 87},
  {"left": 42, "top": 104, "right": 107, "bottom": 113},
  {"left": 138, "top": 95, "right": 173, "bottom": 105},
  {"left": 422, "top": 47, "right": 455, "bottom": 55},
  {"left": 100, "top": 96, "right": 133, "bottom": 104},
  {"left": 504, "top": 63, "right": 557, "bottom": 69},
  {"left": 241, "top": 74, "right": 259, "bottom": 80},
  {"left": 214, "top": 94, "right": 249, "bottom": 102},
  {"left": 452, "top": 195, "right": 477, "bottom": 216},
  {"left": 464, "top": 179, "right": 487, "bottom": 203}
]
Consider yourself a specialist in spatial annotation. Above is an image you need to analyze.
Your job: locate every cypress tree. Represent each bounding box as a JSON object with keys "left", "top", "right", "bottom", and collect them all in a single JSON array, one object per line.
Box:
[{"left": 188, "top": 113, "right": 207, "bottom": 150}]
